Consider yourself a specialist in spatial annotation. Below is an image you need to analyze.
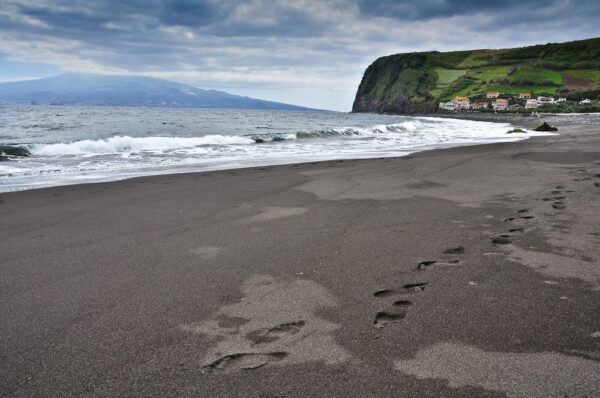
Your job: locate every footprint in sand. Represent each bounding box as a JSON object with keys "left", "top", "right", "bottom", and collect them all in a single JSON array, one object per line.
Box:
[
  {"left": 504, "top": 214, "right": 535, "bottom": 222},
  {"left": 373, "top": 283, "right": 427, "bottom": 328},
  {"left": 545, "top": 186, "right": 569, "bottom": 210},
  {"left": 492, "top": 235, "right": 512, "bottom": 245},
  {"left": 374, "top": 243, "right": 467, "bottom": 328},
  {"left": 498, "top": 208, "right": 540, "bottom": 243},
  {"left": 392, "top": 300, "right": 413, "bottom": 308},
  {"left": 417, "top": 244, "right": 466, "bottom": 270},
  {"left": 416, "top": 259, "right": 461, "bottom": 270},
  {"left": 246, "top": 320, "right": 306, "bottom": 345},
  {"left": 444, "top": 246, "right": 465, "bottom": 254},
  {"left": 179, "top": 274, "right": 350, "bottom": 373},
  {"left": 374, "top": 311, "right": 407, "bottom": 328},
  {"left": 374, "top": 282, "right": 428, "bottom": 298},
  {"left": 573, "top": 169, "right": 598, "bottom": 181},
  {"left": 203, "top": 352, "right": 288, "bottom": 371}
]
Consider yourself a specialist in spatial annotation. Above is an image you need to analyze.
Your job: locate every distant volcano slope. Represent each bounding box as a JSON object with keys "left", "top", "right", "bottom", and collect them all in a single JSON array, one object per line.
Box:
[{"left": 0, "top": 73, "right": 314, "bottom": 111}]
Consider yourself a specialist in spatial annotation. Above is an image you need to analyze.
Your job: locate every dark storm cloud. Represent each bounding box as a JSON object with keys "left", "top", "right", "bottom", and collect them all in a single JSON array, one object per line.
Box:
[
  {"left": 159, "top": 0, "right": 226, "bottom": 26},
  {"left": 356, "top": 0, "right": 599, "bottom": 22},
  {"left": 0, "top": 0, "right": 342, "bottom": 78},
  {"left": 6, "top": 0, "right": 331, "bottom": 38},
  {"left": 4, "top": 0, "right": 598, "bottom": 46}
]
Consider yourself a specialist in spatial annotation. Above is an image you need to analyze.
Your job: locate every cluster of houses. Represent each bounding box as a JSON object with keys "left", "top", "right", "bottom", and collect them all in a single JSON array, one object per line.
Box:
[
  {"left": 439, "top": 91, "right": 594, "bottom": 112},
  {"left": 524, "top": 95, "right": 567, "bottom": 109}
]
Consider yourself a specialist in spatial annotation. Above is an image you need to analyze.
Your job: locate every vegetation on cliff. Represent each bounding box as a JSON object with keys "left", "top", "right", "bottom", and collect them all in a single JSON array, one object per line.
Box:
[{"left": 353, "top": 38, "right": 600, "bottom": 114}]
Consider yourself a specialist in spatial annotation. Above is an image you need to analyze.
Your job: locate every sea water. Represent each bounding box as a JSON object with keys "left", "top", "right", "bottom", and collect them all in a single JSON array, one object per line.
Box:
[{"left": 0, "top": 106, "right": 548, "bottom": 191}]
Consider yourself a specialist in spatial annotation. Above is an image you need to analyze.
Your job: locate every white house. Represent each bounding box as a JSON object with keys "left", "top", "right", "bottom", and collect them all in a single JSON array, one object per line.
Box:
[
  {"left": 493, "top": 98, "right": 509, "bottom": 111},
  {"left": 439, "top": 101, "right": 457, "bottom": 111},
  {"left": 557, "top": 97, "right": 567, "bottom": 103},
  {"left": 487, "top": 92, "right": 500, "bottom": 99},
  {"left": 452, "top": 96, "right": 471, "bottom": 109},
  {"left": 525, "top": 99, "right": 538, "bottom": 109},
  {"left": 537, "top": 96, "right": 555, "bottom": 106},
  {"left": 579, "top": 99, "right": 592, "bottom": 105}
]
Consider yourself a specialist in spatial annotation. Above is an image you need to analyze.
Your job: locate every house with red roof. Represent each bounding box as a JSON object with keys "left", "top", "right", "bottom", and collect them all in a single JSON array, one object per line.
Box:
[
  {"left": 471, "top": 101, "right": 490, "bottom": 109},
  {"left": 493, "top": 98, "right": 509, "bottom": 110}
]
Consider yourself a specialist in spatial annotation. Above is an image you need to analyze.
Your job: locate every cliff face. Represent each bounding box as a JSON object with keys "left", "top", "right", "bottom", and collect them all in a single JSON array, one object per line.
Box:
[
  {"left": 352, "top": 53, "right": 438, "bottom": 114},
  {"left": 352, "top": 38, "right": 600, "bottom": 114}
]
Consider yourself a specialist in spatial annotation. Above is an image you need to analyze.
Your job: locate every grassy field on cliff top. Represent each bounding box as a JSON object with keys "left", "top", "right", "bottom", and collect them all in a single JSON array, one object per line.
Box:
[{"left": 433, "top": 43, "right": 600, "bottom": 100}]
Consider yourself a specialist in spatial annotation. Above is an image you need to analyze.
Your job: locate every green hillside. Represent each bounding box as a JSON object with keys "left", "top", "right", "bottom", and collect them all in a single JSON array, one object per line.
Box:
[{"left": 353, "top": 38, "right": 600, "bottom": 114}]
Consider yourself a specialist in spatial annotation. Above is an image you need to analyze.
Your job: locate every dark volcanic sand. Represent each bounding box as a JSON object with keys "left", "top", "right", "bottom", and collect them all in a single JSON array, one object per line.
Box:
[{"left": 1, "top": 115, "right": 600, "bottom": 397}]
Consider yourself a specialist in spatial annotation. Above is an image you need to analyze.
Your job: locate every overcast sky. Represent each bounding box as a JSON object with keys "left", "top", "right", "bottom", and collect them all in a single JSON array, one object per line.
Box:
[{"left": 0, "top": 0, "right": 599, "bottom": 111}]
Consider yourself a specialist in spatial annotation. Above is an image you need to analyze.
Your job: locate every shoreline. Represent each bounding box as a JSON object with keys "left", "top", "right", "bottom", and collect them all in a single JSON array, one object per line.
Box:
[
  {"left": 421, "top": 111, "right": 600, "bottom": 126},
  {"left": 1, "top": 136, "right": 547, "bottom": 195},
  {"left": 2, "top": 115, "right": 600, "bottom": 396},
  {"left": 1, "top": 112, "right": 554, "bottom": 193}
]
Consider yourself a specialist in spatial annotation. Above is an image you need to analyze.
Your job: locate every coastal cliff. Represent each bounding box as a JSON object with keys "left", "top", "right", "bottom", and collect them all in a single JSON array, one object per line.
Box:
[
  {"left": 352, "top": 38, "right": 600, "bottom": 114},
  {"left": 352, "top": 52, "right": 439, "bottom": 114}
]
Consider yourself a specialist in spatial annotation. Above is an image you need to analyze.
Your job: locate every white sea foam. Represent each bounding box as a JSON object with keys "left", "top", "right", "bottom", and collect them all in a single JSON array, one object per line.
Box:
[{"left": 32, "top": 134, "right": 255, "bottom": 156}]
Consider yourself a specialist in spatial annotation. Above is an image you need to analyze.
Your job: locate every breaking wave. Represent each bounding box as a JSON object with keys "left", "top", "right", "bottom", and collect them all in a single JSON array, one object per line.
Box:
[
  {"left": 250, "top": 121, "right": 423, "bottom": 142},
  {"left": 31, "top": 135, "right": 255, "bottom": 156},
  {"left": 28, "top": 121, "right": 427, "bottom": 156}
]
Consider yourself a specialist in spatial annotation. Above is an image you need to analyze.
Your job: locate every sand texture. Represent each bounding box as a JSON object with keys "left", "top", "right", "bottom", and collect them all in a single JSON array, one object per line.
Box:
[{"left": 1, "top": 114, "right": 599, "bottom": 397}]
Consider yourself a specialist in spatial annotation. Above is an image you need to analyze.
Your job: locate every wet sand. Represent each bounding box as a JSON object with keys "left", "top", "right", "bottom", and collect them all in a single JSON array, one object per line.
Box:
[{"left": 1, "top": 114, "right": 600, "bottom": 397}]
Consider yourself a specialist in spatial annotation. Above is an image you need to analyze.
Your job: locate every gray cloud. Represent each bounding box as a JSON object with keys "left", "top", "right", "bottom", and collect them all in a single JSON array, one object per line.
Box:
[
  {"left": 0, "top": 0, "right": 598, "bottom": 110},
  {"left": 357, "top": 0, "right": 554, "bottom": 20}
]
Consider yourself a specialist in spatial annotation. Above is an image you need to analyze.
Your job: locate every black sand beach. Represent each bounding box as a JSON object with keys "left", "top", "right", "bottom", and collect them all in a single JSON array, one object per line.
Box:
[{"left": 1, "top": 114, "right": 600, "bottom": 397}]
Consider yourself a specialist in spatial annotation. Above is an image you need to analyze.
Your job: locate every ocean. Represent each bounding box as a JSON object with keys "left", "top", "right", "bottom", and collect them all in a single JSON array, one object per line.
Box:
[{"left": 0, "top": 106, "right": 547, "bottom": 192}]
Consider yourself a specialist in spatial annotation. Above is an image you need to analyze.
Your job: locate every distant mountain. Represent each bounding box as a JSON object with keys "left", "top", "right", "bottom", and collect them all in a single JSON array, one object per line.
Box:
[
  {"left": 0, "top": 73, "right": 314, "bottom": 110},
  {"left": 353, "top": 37, "right": 600, "bottom": 114}
]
